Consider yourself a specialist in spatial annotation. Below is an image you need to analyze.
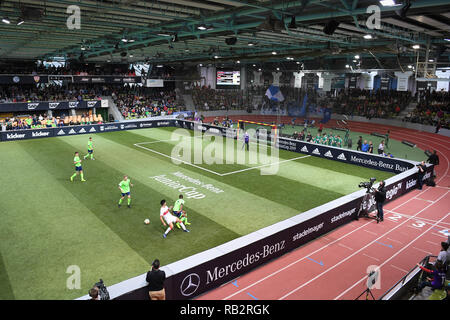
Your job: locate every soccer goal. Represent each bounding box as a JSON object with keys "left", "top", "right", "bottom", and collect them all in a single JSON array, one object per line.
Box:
[{"left": 237, "top": 120, "right": 278, "bottom": 144}]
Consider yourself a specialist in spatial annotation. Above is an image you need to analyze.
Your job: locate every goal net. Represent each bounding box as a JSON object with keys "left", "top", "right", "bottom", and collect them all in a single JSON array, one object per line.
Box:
[{"left": 236, "top": 120, "right": 278, "bottom": 145}]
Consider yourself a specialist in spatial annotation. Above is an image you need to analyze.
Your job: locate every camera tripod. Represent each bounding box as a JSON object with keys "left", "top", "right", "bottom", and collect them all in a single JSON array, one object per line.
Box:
[
  {"left": 355, "top": 188, "right": 378, "bottom": 221},
  {"left": 355, "top": 286, "right": 376, "bottom": 300},
  {"left": 355, "top": 271, "right": 377, "bottom": 300}
]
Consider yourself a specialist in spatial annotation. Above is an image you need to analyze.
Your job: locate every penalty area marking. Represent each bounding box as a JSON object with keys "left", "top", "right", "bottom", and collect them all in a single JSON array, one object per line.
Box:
[{"left": 134, "top": 141, "right": 310, "bottom": 177}]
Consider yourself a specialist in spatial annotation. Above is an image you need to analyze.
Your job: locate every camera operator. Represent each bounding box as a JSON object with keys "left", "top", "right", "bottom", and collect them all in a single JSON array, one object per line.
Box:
[
  {"left": 89, "top": 287, "right": 100, "bottom": 300},
  {"left": 374, "top": 181, "right": 386, "bottom": 223},
  {"left": 146, "top": 259, "right": 166, "bottom": 300},
  {"left": 427, "top": 150, "right": 439, "bottom": 179},
  {"left": 417, "top": 161, "right": 426, "bottom": 190}
]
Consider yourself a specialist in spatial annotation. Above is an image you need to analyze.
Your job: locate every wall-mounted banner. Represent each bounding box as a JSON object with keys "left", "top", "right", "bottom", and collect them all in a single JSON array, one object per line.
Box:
[
  {"left": 0, "top": 75, "right": 49, "bottom": 84},
  {"left": 146, "top": 79, "right": 164, "bottom": 87},
  {"left": 0, "top": 100, "right": 102, "bottom": 112},
  {"left": 72, "top": 76, "right": 142, "bottom": 84},
  {"left": 0, "top": 119, "right": 176, "bottom": 142}
]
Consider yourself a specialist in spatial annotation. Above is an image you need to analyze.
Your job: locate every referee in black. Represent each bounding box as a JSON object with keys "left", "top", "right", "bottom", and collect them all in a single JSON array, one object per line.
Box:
[{"left": 146, "top": 259, "right": 166, "bottom": 300}]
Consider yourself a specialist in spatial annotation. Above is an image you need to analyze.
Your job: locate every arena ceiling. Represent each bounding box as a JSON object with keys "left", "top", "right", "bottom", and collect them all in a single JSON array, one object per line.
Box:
[{"left": 0, "top": 0, "right": 449, "bottom": 69}]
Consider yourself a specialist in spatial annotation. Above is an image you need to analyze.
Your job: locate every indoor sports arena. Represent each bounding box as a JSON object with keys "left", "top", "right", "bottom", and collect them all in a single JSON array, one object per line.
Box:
[{"left": 0, "top": 0, "right": 449, "bottom": 309}]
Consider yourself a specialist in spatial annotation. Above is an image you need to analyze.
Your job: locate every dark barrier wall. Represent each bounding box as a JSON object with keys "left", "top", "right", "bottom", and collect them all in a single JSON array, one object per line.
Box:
[
  {"left": 0, "top": 100, "right": 103, "bottom": 112},
  {"left": 0, "top": 119, "right": 175, "bottom": 141},
  {"left": 165, "top": 197, "right": 362, "bottom": 299}
]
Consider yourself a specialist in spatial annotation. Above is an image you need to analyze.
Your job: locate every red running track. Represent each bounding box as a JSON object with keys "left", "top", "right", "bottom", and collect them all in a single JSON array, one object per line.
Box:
[{"left": 197, "top": 118, "right": 450, "bottom": 300}]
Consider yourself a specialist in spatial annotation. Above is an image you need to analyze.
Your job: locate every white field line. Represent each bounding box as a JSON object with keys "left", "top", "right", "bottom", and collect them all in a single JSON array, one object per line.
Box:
[
  {"left": 223, "top": 219, "right": 376, "bottom": 300},
  {"left": 220, "top": 155, "right": 311, "bottom": 176},
  {"left": 280, "top": 190, "right": 449, "bottom": 300},
  {"left": 384, "top": 210, "right": 450, "bottom": 228},
  {"left": 134, "top": 140, "right": 310, "bottom": 177},
  {"left": 223, "top": 180, "right": 446, "bottom": 300},
  {"left": 134, "top": 142, "right": 223, "bottom": 176},
  {"left": 332, "top": 197, "right": 450, "bottom": 300}
]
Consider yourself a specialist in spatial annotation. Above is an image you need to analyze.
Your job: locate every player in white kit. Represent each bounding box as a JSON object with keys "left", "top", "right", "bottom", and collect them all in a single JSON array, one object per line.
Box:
[{"left": 160, "top": 199, "right": 189, "bottom": 238}]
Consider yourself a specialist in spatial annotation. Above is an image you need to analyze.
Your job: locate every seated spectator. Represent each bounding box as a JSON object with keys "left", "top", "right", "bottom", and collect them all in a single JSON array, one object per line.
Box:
[
  {"left": 415, "top": 260, "right": 446, "bottom": 293},
  {"left": 437, "top": 242, "right": 449, "bottom": 272}
]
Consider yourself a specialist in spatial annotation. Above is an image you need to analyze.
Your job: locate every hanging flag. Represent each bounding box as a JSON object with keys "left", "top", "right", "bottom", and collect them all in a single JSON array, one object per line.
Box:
[
  {"left": 321, "top": 108, "right": 332, "bottom": 123},
  {"left": 265, "top": 85, "right": 285, "bottom": 102},
  {"left": 299, "top": 93, "right": 308, "bottom": 117}
]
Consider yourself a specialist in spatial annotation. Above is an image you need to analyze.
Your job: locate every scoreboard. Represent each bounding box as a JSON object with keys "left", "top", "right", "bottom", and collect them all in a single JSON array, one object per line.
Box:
[{"left": 216, "top": 70, "right": 240, "bottom": 86}]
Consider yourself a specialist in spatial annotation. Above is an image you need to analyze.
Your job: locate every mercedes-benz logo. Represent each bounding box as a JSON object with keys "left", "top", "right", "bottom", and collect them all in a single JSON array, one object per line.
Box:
[{"left": 180, "top": 273, "right": 200, "bottom": 297}]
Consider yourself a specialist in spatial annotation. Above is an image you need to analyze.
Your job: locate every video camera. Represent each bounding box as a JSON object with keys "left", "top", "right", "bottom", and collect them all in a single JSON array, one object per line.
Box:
[
  {"left": 92, "top": 279, "right": 110, "bottom": 300},
  {"left": 358, "top": 177, "right": 376, "bottom": 193}
]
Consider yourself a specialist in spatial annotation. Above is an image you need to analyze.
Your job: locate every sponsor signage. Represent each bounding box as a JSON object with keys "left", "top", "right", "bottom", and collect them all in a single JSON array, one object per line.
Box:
[
  {"left": 0, "top": 75, "right": 141, "bottom": 85},
  {"left": 158, "top": 197, "right": 362, "bottom": 299},
  {"left": 276, "top": 137, "right": 414, "bottom": 174},
  {"left": 146, "top": 79, "right": 164, "bottom": 87},
  {"left": 0, "top": 100, "right": 102, "bottom": 112},
  {"left": 0, "top": 75, "right": 49, "bottom": 84},
  {"left": 1, "top": 128, "right": 54, "bottom": 141},
  {"left": 73, "top": 76, "right": 142, "bottom": 84}
]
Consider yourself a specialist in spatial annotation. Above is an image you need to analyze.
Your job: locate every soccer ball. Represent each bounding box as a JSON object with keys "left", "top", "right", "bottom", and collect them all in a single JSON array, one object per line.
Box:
[{"left": 144, "top": 219, "right": 150, "bottom": 225}]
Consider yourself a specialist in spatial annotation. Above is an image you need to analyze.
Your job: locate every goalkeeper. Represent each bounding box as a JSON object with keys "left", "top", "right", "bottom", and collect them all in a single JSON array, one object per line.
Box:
[{"left": 173, "top": 194, "right": 190, "bottom": 228}]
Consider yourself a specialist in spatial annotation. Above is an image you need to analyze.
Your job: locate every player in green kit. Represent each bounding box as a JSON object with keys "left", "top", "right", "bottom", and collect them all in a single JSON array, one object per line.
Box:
[
  {"left": 344, "top": 129, "right": 350, "bottom": 147},
  {"left": 173, "top": 195, "right": 190, "bottom": 229},
  {"left": 84, "top": 137, "right": 95, "bottom": 160},
  {"left": 385, "top": 130, "right": 390, "bottom": 149},
  {"left": 313, "top": 134, "right": 321, "bottom": 144},
  {"left": 321, "top": 133, "right": 328, "bottom": 145},
  {"left": 118, "top": 175, "right": 133, "bottom": 208},
  {"left": 70, "top": 152, "right": 86, "bottom": 182},
  {"left": 328, "top": 135, "right": 334, "bottom": 146},
  {"left": 336, "top": 135, "right": 343, "bottom": 148}
]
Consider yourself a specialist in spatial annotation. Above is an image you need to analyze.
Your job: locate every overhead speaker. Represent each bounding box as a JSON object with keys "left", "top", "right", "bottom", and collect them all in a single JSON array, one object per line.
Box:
[
  {"left": 225, "top": 37, "right": 237, "bottom": 45},
  {"left": 273, "top": 19, "right": 284, "bottom": 32},
  {"left": 323, "top": 20, "right": 340, "bottom": 35},
  {"left": 258, "top": 16, "right": 275, "bottom": 31},
  {"left": 20, "top": 6, "right": 44, "bottom": 21},
  {"left": 395, "top": 0, "right": 411, "bottom": 19},
  {"left": 288, "top": 16, "right": 296, "bottom": 29}
]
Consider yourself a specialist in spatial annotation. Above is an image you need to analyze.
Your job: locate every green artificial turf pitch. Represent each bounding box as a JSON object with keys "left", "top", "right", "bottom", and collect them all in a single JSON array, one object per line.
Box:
[{"left": 0, "top": 127, "right": 396, "bottom": 299}]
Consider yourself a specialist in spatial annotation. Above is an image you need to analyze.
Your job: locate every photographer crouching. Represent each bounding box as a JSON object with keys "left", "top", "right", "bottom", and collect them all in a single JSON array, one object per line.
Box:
[{"left": 374, "top": 181, "right": 386, "bottom": 223}]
